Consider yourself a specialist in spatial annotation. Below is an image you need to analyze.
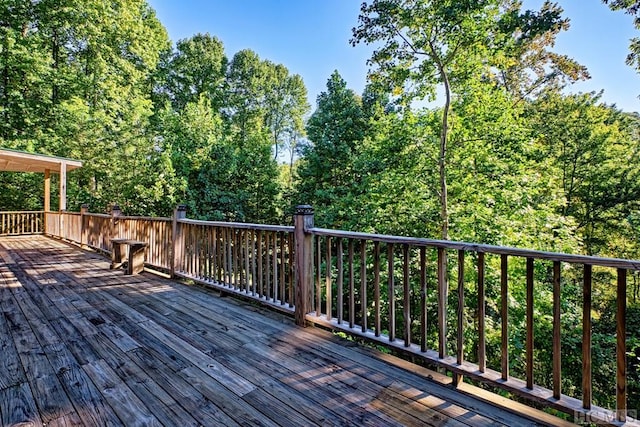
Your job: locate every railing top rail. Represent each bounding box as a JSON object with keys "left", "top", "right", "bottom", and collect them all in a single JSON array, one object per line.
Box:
[
  {"left": 60, "top": 211, "right": 81, "bottom": 216},
  {"left": 311, "top": 227, "right": 640, "bottom": 271},
  {"left": 1, "top": 211, "right": 44, "bottom": 214},
  {"left": 178, "top": 218, "right": 294, "bottom": 233},
  {"left": 84, "top": 213, "right": 111, "bottom": 219},
  {"left": 119, "top": 215, "right": 171, "bottom": 222}
]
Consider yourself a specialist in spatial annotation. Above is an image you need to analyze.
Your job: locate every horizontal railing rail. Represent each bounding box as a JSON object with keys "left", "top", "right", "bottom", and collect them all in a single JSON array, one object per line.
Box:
[
  {"left": 311, "top": 227, "right": 640, "bottom": 270},
  {"left": 7, "top": 204, "right": 639, "bottom": 425}
]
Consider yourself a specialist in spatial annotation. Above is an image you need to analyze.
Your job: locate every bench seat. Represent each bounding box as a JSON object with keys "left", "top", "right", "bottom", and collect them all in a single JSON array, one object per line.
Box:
[{"left": 110, "top": 238, "right": 148, "bottom": 275}]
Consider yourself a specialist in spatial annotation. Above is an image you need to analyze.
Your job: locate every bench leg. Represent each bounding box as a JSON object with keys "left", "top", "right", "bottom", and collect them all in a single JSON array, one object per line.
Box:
[
  {"left": 111, "top": 242, "right": 126, "bottom": 269},
  {"left": 127, "top": 244, "right": 146, "bottom": 275}
]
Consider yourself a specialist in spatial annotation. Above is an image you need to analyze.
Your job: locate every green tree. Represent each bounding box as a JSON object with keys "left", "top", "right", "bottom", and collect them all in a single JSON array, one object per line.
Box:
[
  {"left": 263, "top": 64, "right": 309, "bottom": 160},
  {"left": 294, "top": 71, "right": 368, "bottom": 227},
  {"left": 157, "top": 33, "right": 227, "bottom": 112},
  {"left": 528, "top": 92, "right": 640, "bottom": 256},
  {"left": 490, "top": 1, "right": 589, "bottom": 102},
  {"left": 603, "top": 0, "right": 640, "bottom": 72},
  {"left": 0, "top": 0, "right": 178, "bottom": 214},
  {"left": 352, "top": 0, "right": 584, "bottom": 240}
]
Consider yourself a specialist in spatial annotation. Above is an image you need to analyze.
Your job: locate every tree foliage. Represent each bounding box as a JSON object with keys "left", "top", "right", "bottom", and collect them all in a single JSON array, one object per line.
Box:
[
  {"left": 604, "top": 0, "right": 640, "bottom": 71},
  {"left": 294, "top": 71, "right": 369, "bottom": 226},
  {"left": 351, "top": 0, "right": 587, "bottom": 239}
]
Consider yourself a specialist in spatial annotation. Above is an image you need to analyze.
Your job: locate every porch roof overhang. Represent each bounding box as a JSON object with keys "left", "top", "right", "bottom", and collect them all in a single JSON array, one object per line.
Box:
[{"left": 0, "top": 148, "right": 83, "bottom": 174}]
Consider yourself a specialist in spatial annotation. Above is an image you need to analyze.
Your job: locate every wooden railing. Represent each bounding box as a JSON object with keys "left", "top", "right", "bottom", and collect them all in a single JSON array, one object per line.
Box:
[
  {"left": 84, "top": 213, "right": 112, "bottom": 253},
  {"left": 175, "top": 219, "right": 295, "bottom": 309},
  {"left": 115, "top": 215, "right": 173, "bottom": 271},
  {"left": 0, "top": 211, "right": 44, "bottom": 235},
  {"left": 13, "top": 205, "right": 640, "bottom": 425},
  {"left": 303, "top": 227, "right": 639, "bottom": 425}
]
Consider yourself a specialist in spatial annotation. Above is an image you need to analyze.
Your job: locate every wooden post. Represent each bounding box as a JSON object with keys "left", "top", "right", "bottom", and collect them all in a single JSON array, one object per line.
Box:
[
  {"left": 171, "top": 205, "right": 187, "bottom": 278},
  {"left": 59, "top": 161, "right": 67, "bottom": 211},
  {"left": 294, "top": 205, "right": 314, "bottom": 327},
  {"left": 111, "top": 204, "right": 121, "bottom": 244},
  {"left": 582, "top": 264, "right": 593, "bottom": 410},
  {"left": 617, "top": 269, "right": 627, "bottom": 423},
  {"left": 43, "top": 169, "right": 51, "bottom": 234},
  {"left": 44, "top": 169, "right": 51, "bottom": 212},
  {"left": 80, "top": 204, "right": 88, "bottom": 248}
]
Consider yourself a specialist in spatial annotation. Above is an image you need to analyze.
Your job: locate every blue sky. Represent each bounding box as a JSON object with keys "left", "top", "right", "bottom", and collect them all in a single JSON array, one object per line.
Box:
[{"left": 147, "top": 0, "right": 639, "bottom": 113}]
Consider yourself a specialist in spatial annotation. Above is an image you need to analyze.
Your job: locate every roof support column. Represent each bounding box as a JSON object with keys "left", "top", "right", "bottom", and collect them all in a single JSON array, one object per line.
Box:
[
  {"left": 44, "top": 169, "right": 51, "bottom": 212},
  {"left": 59, "top": 161, "right": 67, "bottom": 211}
]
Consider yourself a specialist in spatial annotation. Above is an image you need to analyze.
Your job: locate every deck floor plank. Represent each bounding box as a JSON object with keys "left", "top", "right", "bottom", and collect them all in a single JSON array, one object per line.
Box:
[
  {"left": 0, "top": 307, "right": 28, "bottom": 391},
  {"left": 0, "top": 236, "right": 562, "bottom": 427},
  {"left": 0, "top": 382, "right": 43, "bottom": 427},
  {"left": 88, "top": 333, "right": 203, "bottom": 427}
]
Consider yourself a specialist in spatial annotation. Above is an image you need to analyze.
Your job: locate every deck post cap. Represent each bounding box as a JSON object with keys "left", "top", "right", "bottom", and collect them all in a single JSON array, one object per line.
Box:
[{"left": 295, "top": 205, "right": 314, "bottom": 215}]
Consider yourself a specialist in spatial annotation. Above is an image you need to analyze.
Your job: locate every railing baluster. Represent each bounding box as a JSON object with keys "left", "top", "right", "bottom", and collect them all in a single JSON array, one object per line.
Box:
[
  {"left": 236, "top": 229, "right": 242, "bottom": 289},
  {"left": 403, "top": 244, "right": 411, "bottom": 347},
  {"left": 316, "top": 236, "right": 321, "bottom": 316},
  {"left": 617, "top": 268, "right": 627, "bottom": 423},
  {"left": 337, "top": 238, "right": 344, "bottom": 324},
  {"left": 219, "top": 227, "right": 225, "bottom": 283},
  {"left": 257, "top": 230, "right": 263, "bottom": 297},
  {"left": 207, "top": 225, "right": 213, "bottom": 282},
  {"left": 271, "top": 231, "right": 280, "bottom": 303},
  {"left": 388, "top": 243, "right": 395, "bottom": 342},
  {"left": 326, "top": 237, "right": 332, "bottom": 320},
  {"left": 251, "top": 230, "right": 257, "bottom": 296},
  {"left": 478, "top": 252, "right": 486, "bottom": 373},
  {"left": 223, "top": 227, "right": 229, "bottom": 285},
  {"left": 288, "top": 232, "right": 294, "bottom": 306},
  {"left": 438, "top": 248, "right": 447, "bottom": 359},
  {"left": 245, "top": 229, "right": 250, "bottom": 294},
  {"left": 553, "top": 261, "right": 561, "bottom": 399},
  {"left": 501, "top": 254, "right": 509, "bottom": 380},
  {"left": 265, "top": 231, "right": 271, "bottom": 300},
  {"left": 233, "top": 228, "right": 238, "bottom": 288},
  {"left": 582, "top": 264, "right": 592, "bottom": 410},
  {"left": 242, "top": 229, "right": 247, "bottom": 290},
  {"left": 213, "top": 227, "right": 219, "bottom": 282},
  {"left": 279, "top": 232, "right": 285, "bottom": 304},
  {"left": 349, "top": 239, "right": 355, "bottom": 328},
  {"left": 454, "top": 249, "right": 464, "bottom": 386},
  {"left": 374, "top": 241, "right": 381, "bottom": 337},
  {"left": 197, "top": 225, "right": 203, "bottom": 279},
  {"left": 227, "top": 227, "right": 233, "bottom": 286},
  {"left": 420, "top": 246, "right": 427, "bottom": 352},
  {"left": 361, "top": 239, "right": 367, "bottom": 333},
  {"left": 272, "top": 231, "right": 278, "bottom": 302},
  {"left": 193, "top": 224, "right": 198, "bottom": 277},
  {"left": 526, "top": 257, "right": 534, "bottom": 390}
]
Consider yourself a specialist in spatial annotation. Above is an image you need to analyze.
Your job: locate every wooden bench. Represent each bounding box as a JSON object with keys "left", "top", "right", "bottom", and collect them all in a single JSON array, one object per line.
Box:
[{"left": 110, "top": 238, "right": 148, "bottom": 275}]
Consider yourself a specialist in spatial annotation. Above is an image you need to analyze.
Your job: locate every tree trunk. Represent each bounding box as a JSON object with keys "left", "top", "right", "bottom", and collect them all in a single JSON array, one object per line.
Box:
[
  {"left": 52, "top": 28, "right": 59, "bottom": 106},
  {"left": 438, "top": 63, "right": 451, "bottom": 241}
]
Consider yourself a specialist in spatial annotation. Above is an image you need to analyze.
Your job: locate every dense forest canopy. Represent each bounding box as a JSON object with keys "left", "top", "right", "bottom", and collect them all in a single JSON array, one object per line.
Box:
[
  {"left": 0, "top": 0, "right": 638, "bottom": 256},
  {"left": 1, "top": 0, "right": 640, "bottom": 410}
]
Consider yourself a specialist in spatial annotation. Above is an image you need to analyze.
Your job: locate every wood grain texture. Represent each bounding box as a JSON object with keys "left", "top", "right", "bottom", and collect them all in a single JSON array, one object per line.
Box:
[{"left": 0, "top": 235, "right": 581, "bottom": 427}]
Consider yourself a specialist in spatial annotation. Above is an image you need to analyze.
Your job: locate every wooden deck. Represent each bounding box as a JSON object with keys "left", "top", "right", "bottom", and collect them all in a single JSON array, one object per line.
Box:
[{"left": 0, "top": 235, "right": 565, "bottom": 427}]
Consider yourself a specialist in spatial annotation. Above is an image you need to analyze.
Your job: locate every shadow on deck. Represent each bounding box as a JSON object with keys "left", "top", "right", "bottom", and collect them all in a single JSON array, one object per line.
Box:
[{"left": 0, "top": 235, "right": 568, "bottom": 426}]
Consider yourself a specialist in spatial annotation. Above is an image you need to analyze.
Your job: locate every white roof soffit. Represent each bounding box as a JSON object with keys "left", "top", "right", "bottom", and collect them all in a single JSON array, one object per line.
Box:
[{"left": 0, "top": 148, "right": 83, "bottom": 174}]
